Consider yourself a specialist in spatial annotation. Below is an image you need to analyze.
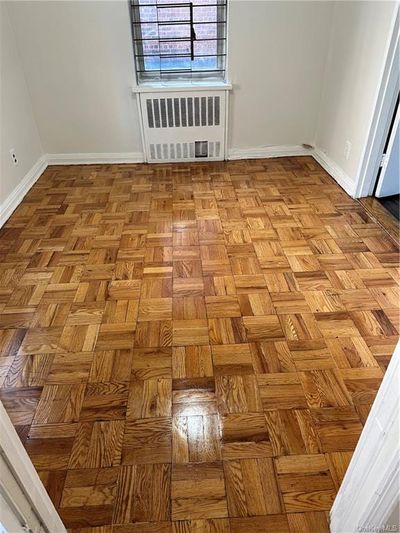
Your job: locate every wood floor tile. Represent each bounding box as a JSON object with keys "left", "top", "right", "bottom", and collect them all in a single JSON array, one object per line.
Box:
[
  {"left": 107, "top": 280, "right": 141, "bottom": 300},
  {"left": 264, "top": 409, "right": 320, "bottom": 457},
  {"left": 0, "top": 328, "right": 27, "bottom": 356},
  {"left": 96, "top": 323, "right": 136, "bottom": 350},
  {"left": 60, "top": 467, "right": 118, "bottom": 512},
  {"left": 69, "top": 420, "right": 124, "bottom": 469},
  {"left": 339, "top": 367, "right": 383, "bottom": 405},
  {"left": 89, "top": 349, "right": 133, "bottom": 383},
  {"left": 172, "top": 519, "right": 229, "bottom": 532},
  {"left": 131, "top": 347, "right": 172, "bottom": 379},
  {"left": 18, "top": 327, "right": 64, "bottom": 355},
  {"left": 173, "top": 278, "right": 204, "bottom": 297},
  {"left": 275, "top": 454, "right": 335, "bottom": 512},
  {"left": 171, "top": 462, "right": 228, "bottom": 520},
  {"left": 122, "top": 417, "right": 172, "bottom": 465},
  {"left": 127, "top": 378, "right": 172, "bottom": 419},
  {"left": 205, "top": 296, "right": 241, "bottom": 318},
  {"left": 114, "top": 524, "right": 171, "bottom": 533},
  {"left": 33, "top": 383, "right": 86, "bottom": 424},
  {"left": 243, "top": 315, "right": 284, "bottom": 342},
  {"left": 38, "top": 469, "right": 67, "bottom": 509},
  {"left": 59, "top": 505, "right": 114, "bottom": 529},
  {"left": 221, "top": 413, "right": 272, "bottom": 460},
  {"left": 173, "top": 319, "right": 209, "bottom": 346},
  {"left": 257, "top": 373, "right": 307, "bottom": 411},
  {"left": 80, "top": 382, "right": 129, "bottom": 421},
  {"left": 288, "top": 340, "right": 335, "bottom": 371},
  {"left": 172, "top": 346, "right": 213, "bottom": 378},
  {"left": 135, "top": 321, "right": 172, "bottom": 347},
  {"left": 216, "top": 375, "right": 261, "bottom": 414},
  {"left": 139, "top": 298, "right": 173, "bottom": 322},
  {"left": 250, "top": 341, "right": 296, "bottom": 373},
  {"left": 173, "top": 378, "right": 217, "bottom": 416},
  {"left": 310, "top": 407, "right": 363, "bottom": 452},
  {"left": 173, "top": 297, "right": 206, "bottom": 319},
  {"left": 279, "top": 314, "right": 322, "bottom": 341},
  {"left": 114, "top": 463, "right": 171, "bottom": 523},
  {"left": 4, "top": 352, "right": 53, "bottom": 387},
  {"left": 209, "top": 318, "right": 247, "bottom": 345},
  {"left": 224, "top": 458, "right": 283, "bottom": 516},
  {"left": 172, "top": 414, "right": 221, "bottom": 463},
  {"left": 141, "top": 278, "right": 172, "bottom": 298},
  {"left": 173, "top": 260, "right": 203, "bottom": 279},
  {"left": 25, "top": 429, "right": 75, "bottom": 470},
  {"left": 212, "top": 344, "right": 254, "bottom": 375},
  {"left": 287, "top": 511, "right": 330, "bottom": 533},
  {"left": 314, "top": 312, "right": 360, "bottom": 338},
  {"left": 1, "top": 157, "right": 398, "bottom": 527},
  {"left": 300, "top": 369, "right": 352, "bottom": 408},
  {"left": 230, "top": 514, "right": 290, "bottom": 532},
  {"left": 326, "top": 451, "right": 353, "bottom": 491},
  {"left": 46, "top": 352, "right": 92, "bottom": 384}
]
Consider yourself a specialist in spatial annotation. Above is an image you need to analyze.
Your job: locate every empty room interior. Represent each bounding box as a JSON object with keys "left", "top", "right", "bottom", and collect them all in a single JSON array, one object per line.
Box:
[{"left": 1, "top": 1, "right": 400, "bottom": 532}]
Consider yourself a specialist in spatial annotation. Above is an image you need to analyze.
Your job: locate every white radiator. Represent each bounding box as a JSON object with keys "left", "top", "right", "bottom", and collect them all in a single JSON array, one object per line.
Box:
[{"left": 136, "top": 89, "right": 228, "bottom": 163}]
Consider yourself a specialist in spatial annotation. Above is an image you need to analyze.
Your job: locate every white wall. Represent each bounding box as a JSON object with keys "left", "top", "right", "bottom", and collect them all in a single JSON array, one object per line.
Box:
[
  {"left": 315, "top": 1, "right": 398, "bottom": 184},
  {"left": 0, "top": 3, "right": 43, "bottom": 207},
  {"left": 6, "top": 1, "right": 142, "bottom": 156},
  {"left": 3, "top": 0, "right": 398, "bottom": 198},
  {"left": 228, "top": 1, "right": 332, "bottom": 151},
  {"left": 7, "top": 0, "right": 332, "bottom": 158}
]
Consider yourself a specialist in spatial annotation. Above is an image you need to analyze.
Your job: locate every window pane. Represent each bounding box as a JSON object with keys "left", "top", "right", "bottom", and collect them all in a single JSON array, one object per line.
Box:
[
  {"left": 193, "top": 5, "right": 218, "bottom": 23},
  {"left": 132, "top": 0, "right": 227, "bottom": 81},
  {"left": 159, "top": 23, "right": 191, "bottom": 40},
  {"left": 193, "top": 23, "right": 218, "bottom": 40},
  {"left": 158, "top": 6, "right": 190, "bottom": 22}
]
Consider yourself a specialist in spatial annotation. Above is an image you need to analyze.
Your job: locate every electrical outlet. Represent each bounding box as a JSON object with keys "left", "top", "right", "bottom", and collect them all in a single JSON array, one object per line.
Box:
[
  {"left": 10, "top": 149, "right": 18, "bottom": 166},
  {"left": 344, "top": 140, "right": 352, "bottom": 161}
]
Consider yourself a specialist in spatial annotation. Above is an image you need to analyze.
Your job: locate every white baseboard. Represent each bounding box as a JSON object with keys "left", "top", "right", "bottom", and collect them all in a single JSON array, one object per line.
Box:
[
  {"left": 228, "top": 144, "right": 311, "bottom": 160},
  {"left": 313, "top": 148, "right": 357, "bottom": 198},
  {"left": 46, "top": 152, "right": 144, "bottom": 165},
  {"left": 0, "top": 155, "right": 48, "bottom": 228}
]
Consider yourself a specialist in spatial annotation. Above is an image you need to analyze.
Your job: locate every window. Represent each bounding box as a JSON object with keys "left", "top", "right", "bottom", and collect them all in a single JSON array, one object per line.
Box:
[{"left": 130, "top": 0, "right": 227, "bottom": 83}]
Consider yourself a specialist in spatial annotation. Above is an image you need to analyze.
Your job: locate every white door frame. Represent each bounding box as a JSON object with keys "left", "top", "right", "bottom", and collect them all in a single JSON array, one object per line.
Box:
[
  {"left": 375, "top": 99, "right": 400, "bottom": 197},
  {"left": 0, "top": 401, "right": 66, "bottom": 532},
  {"left": 354, "top": 5, "right": 399, "bottom": 198},
  {"left": 330, "top": 341, "right": 400, "bottom": 532}
]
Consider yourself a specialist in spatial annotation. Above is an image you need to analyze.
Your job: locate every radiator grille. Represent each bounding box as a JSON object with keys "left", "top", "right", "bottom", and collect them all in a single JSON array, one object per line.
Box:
[
  {"left": 140, "top": 89, "right": 227, "bottom": 163},
  {"left": 149, "top": 141, "right": 221, "bottom": 160},
  {"left": 146, "top": 96, "right": 221, "bottom": 129}
]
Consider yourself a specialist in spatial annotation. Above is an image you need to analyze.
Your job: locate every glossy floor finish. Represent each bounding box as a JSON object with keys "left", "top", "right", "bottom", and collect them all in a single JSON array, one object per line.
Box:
[
  {"left": 0, "top": 156, "right": 399, "bottom": 533},
  {"left": 377, "top": 194, "right": 400, "bottom": 221},
  {"left": 359, "top": 196, "right": 400, "bottom": 245}
]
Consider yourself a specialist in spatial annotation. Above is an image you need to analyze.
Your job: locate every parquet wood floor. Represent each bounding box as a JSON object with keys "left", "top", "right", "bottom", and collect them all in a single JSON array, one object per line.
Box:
[{"left": 1, "top": 156, "right": 399, "bottom": 532}]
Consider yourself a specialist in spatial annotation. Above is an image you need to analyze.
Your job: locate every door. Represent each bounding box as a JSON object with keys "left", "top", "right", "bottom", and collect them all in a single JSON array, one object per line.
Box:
[
  {"left": 375, "top": 97, "right": 400, "bottom": 198},
  {"left": 0, "top": 402, "right": 66, "bottom": 533},
  {"left": 330, "top": 341, "right": 400, "bottom": 532}
]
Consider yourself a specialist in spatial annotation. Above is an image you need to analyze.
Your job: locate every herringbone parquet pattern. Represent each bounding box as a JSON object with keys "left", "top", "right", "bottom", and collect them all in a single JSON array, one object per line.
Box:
[{"left": 0, "top": 157, "right": 399, "bottom": 532}]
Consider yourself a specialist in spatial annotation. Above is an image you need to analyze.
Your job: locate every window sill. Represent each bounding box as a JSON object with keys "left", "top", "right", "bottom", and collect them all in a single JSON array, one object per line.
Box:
[{"left": 132, "top": 80, "right": 232, "bottom": 94}]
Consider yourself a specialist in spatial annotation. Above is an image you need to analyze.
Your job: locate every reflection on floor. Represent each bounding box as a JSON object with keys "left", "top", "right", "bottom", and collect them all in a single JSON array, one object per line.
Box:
[
  {"left": 359, "top": 196, "right": 399, "bottom": 245},
  {"left": 378, "top": 194, "right": 400, "bottom": 221},
  {"left": 0, "top": 157, "right": 399, "bottom": 532}
]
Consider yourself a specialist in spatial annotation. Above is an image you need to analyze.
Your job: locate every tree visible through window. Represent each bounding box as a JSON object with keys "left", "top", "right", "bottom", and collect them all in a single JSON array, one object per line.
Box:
[{"left": 130, "top": 0, "right": 227, "bottom": 82}]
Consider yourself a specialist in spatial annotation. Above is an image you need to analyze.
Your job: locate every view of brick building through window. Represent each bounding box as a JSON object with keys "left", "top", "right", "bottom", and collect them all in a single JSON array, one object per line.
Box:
[{"left": 135, "top": 0, "right": 222, "bottom": 75}]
